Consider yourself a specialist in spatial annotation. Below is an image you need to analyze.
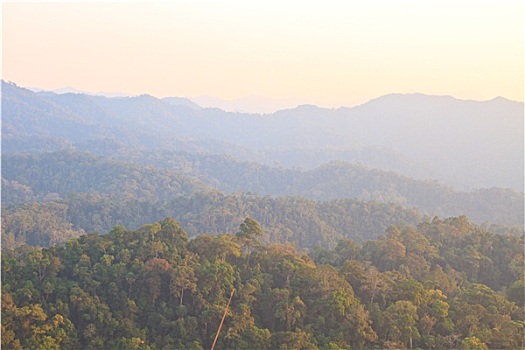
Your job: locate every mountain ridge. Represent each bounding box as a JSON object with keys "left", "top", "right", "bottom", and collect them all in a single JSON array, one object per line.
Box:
[
  {"left": 2, "top": 81, "right": 523, "bottom": 191},
  {"left": 15, "top": 80, "right": 523, "bottom": 113}
]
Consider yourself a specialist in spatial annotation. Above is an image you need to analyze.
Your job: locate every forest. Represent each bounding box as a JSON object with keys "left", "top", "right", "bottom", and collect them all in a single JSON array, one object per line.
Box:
[
  {"left": 2, "top": 216, "right": 523, "bottom": 349},
  {"left": 2, "top": 81, "right": 523, "bottom": 191},
  {"left": 2, "top": 150, "right": 522, "bottom": 250},
  {"left": 2, "top": 82, "right": 524, "bottom": 349}
]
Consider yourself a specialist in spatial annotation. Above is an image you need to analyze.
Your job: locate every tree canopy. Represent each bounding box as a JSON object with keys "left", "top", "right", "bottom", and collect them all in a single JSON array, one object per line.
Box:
[{"left": 2, "top": 217, "right": 523, "bottom": 349}]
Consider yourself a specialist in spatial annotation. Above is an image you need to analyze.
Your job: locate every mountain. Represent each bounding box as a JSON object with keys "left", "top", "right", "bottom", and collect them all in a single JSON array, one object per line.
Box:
[
  {"left": 162, "top": 96, "right": 201, "bottom": 109},
  {"left": 340, "top": 93, "right": 524, "bottom": 190},
  {"left": 29, "top": 85, "right": 131, "bottom": 97},
  {"left": 190, "top": 95, "right": 310, "bottom": 113},
  {"left": 1, "top": 151, "right": 211, "bottom": 204},
  {"left": 2, "top": 81, "right": 523, "bottom": 190},
  {"left": 2, "top": 82, "right": 523, "bottom": 350},
  {"left": 117, "top": 149, "right": 523, "bottom": 226},
  {"left": 2, "top": 150, "right": 523, "bottom": 231}
]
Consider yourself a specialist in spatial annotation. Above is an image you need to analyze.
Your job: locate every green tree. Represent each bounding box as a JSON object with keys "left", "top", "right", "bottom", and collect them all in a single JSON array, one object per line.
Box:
[
  {"left": 384, "top": 300, "right": 420, "bottom": 349},
  {"left": 236, "top": 217, "right": 264, "bottom": 264},
  {"left": 459, "top": 336, "right": 488, "bottom": 350}
]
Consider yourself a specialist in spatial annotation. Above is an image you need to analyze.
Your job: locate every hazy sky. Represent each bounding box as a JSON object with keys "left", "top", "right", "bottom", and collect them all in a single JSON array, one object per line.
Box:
[{"left": 2, "top": 1, "right": 523, "bottom": 110}]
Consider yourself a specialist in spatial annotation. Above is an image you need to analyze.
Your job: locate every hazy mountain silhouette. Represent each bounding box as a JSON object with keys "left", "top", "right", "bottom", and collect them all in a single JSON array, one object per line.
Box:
[
  {"left": 3, "top": 81, "right": 523, "bottom": 191},
  {"left": 162, "top": 96, "right": 201, "bottom": 110}
]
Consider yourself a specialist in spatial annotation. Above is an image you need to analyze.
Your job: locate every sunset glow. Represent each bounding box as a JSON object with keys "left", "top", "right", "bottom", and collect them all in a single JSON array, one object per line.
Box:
[{"left": 2, "top": 1, "right": 523, "bottom": 109}]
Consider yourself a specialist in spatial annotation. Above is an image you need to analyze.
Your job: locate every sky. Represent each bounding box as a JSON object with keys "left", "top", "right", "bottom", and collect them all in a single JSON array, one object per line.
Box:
[{"left": 2, "top": 1, "right": 524, "bottom": 112}]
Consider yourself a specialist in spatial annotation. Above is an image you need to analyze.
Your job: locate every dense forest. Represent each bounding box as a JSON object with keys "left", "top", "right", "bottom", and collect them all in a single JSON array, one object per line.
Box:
[
  {"left": 2, "top": 150, "right": 522, "bottom": 250},
  {"left": 2, "top": 82, "right": 523, "bottom": 349},
  {"left": 2, "top": 189, "right": 426, "bottom": 250},
  {"left": 3, "top": 150, "right": 523, "bottom": 250},
  {"left": 2, "top": 217, "right": 523, "bottom": 349}
]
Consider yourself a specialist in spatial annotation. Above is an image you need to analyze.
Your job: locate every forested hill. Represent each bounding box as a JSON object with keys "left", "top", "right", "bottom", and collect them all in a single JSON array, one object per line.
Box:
[
  {"left": 3, "top": 151, "right": 523, "bottom": 229},
  {"left": 3, "top": 81, "right": 523, "bottom": 190},
  {"left": 2, "top": 151, "right": 211, "bottom": 203},
  {"left": 2, "top": 187, "right": 424, "bottom": 249},
  {"left": 2, "top": 81, "right": 524, "bottom": 349},
  {"left": 2, "top": 217, "right": 523, "bottom": 349}
]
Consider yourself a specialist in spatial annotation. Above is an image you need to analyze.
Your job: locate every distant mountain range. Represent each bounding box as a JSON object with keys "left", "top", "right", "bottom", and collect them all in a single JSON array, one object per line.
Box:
[
  {"left": 2, "top": 80, "right": 523, "bottom": 250},
  {"left": 190, "top": 95, "right": 335, "bottom": 114},
  {"left": 26, "top": 85, "right": 317, "bottom": 113},
  {"left": 3, "top": 81, "right": 523, "bottom": 191}
]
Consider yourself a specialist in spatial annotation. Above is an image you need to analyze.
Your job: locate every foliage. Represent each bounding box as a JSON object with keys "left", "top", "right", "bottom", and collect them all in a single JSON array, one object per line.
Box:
[
  {"left": 2, "top": 189, "right": 424, "bottom": 249},
  {"left": 3, "top": 150, "right": 523, "bottom": 228},
  {"left": 2, "top": 217, "right": 523, "bottom": 349}
]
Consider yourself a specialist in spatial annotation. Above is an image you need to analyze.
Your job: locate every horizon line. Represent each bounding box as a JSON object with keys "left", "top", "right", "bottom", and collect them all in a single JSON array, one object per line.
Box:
[{"left": 3, "top": 80, "right": 523, "bottom": 114}]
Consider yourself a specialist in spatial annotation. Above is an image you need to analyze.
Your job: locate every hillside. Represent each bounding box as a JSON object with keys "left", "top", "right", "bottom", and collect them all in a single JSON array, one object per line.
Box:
[
  {"left": 1, "top": 151, "right": 210, "bottom": 204},
  {"left": 2, "top": 189, "right": 425, "bottom": 250},
  {"left": 3, "top": 2, "right": 523, "bottom": 349},
  {"left": 2, "top": 217, "right": 523, "bottom": 349},
  {"left": 3, "top": 81, "right": 523, "bottom": 190},
  {"left": 3, "top": 151, "right": 523, "bottom": 229},
  {"left": 1, "top": 82, "right": 523, "bottom": 350}
]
